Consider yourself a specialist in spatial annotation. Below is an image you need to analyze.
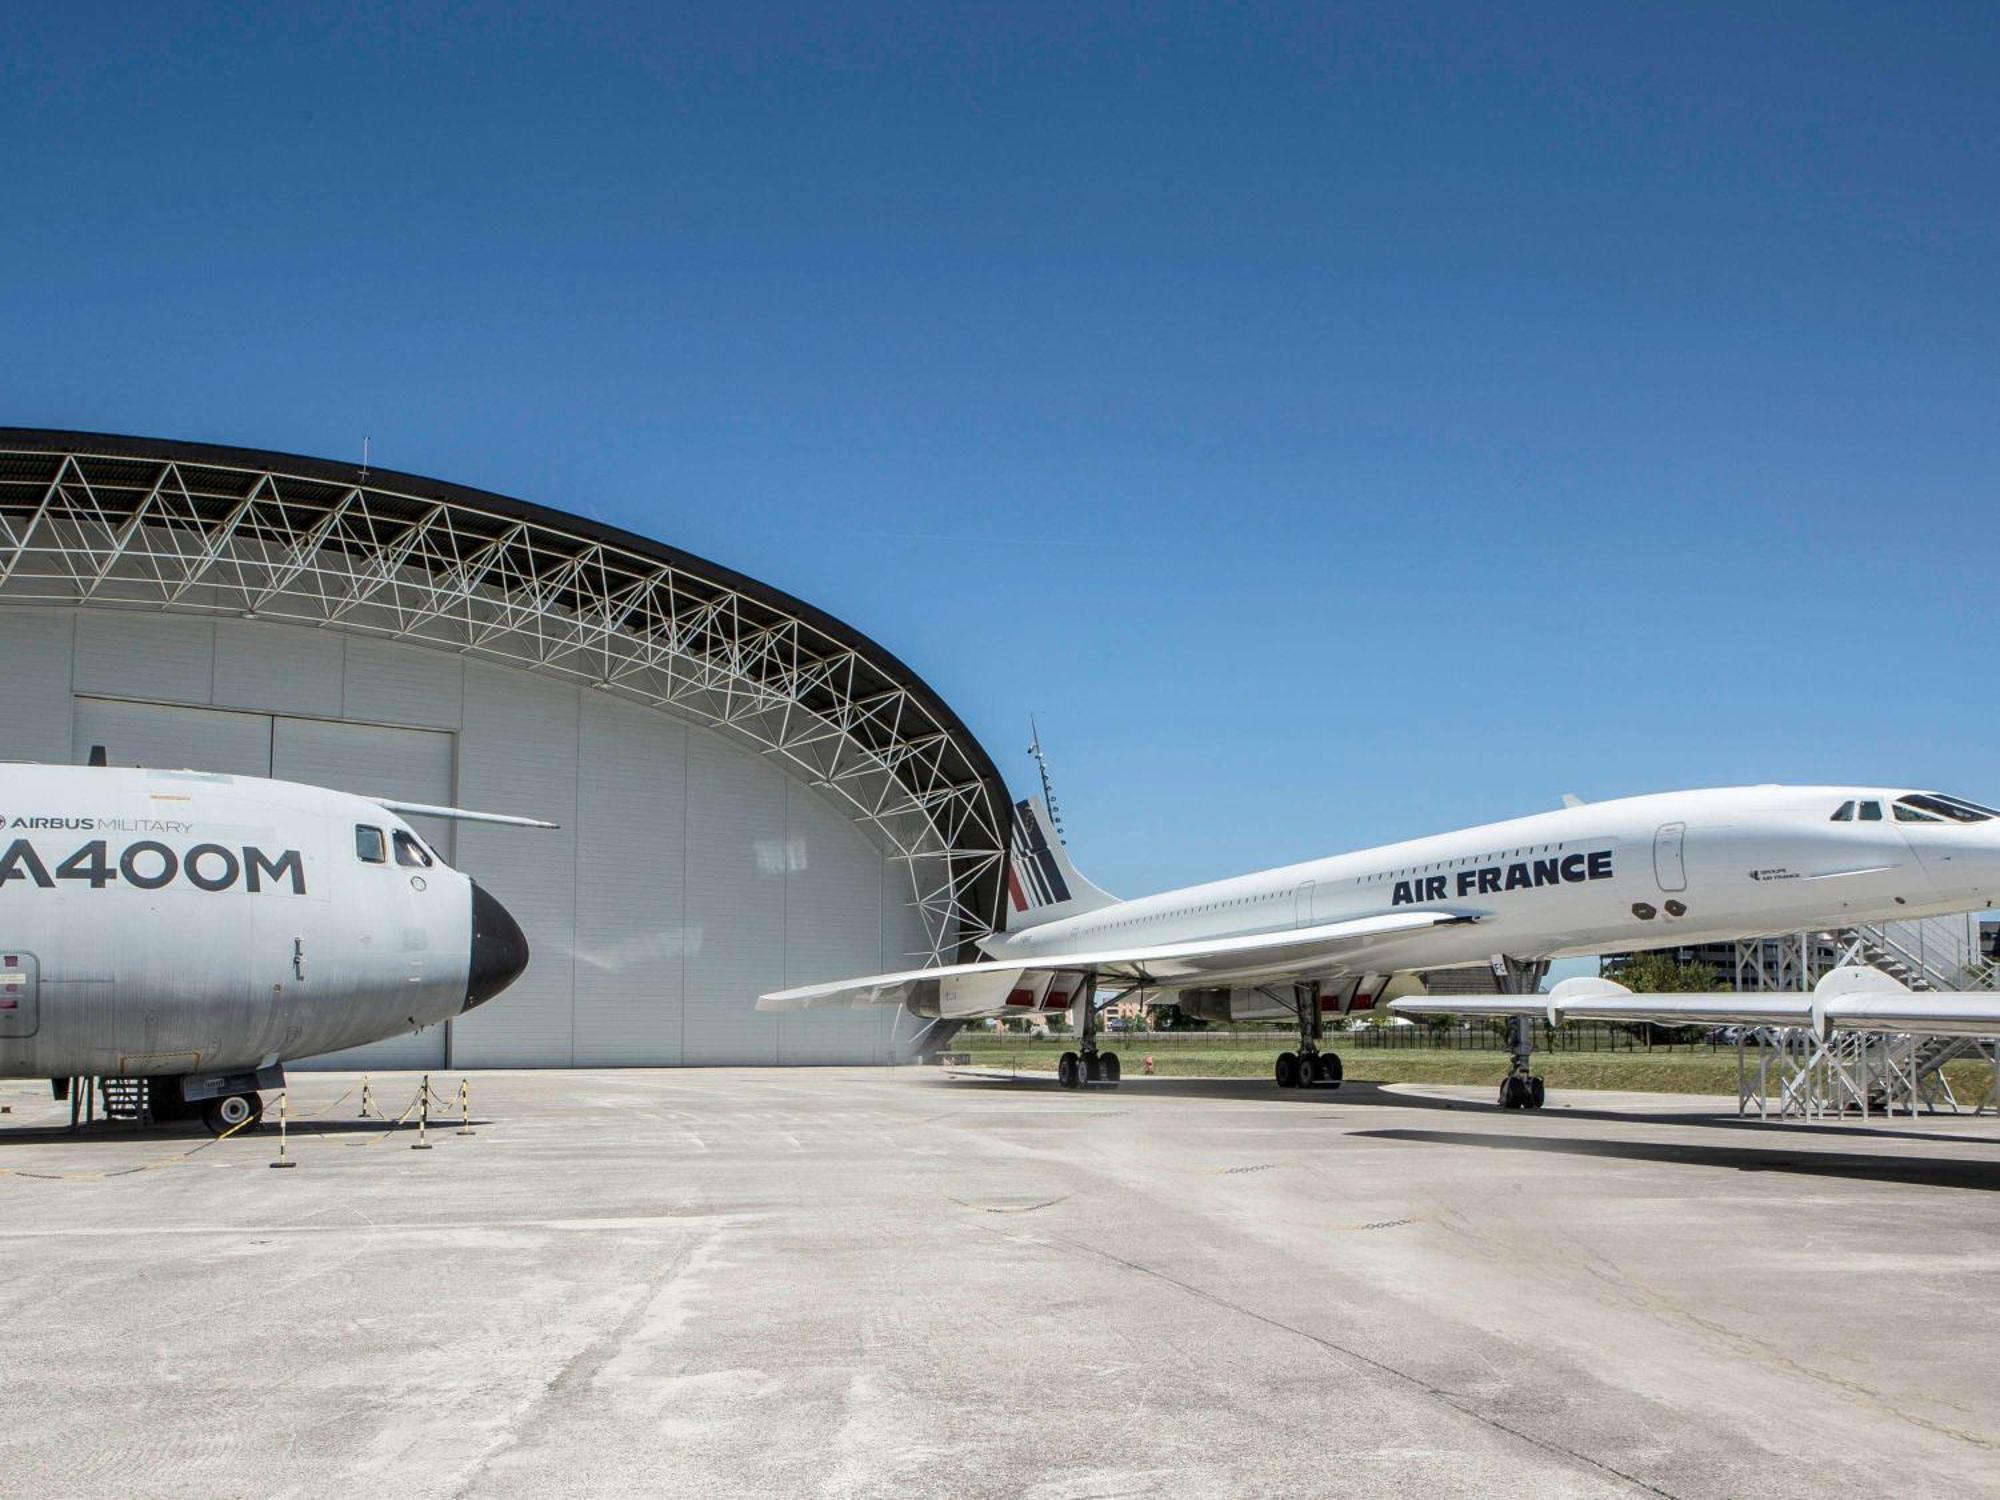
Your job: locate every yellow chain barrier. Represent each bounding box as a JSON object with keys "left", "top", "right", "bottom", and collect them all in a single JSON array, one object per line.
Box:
[{"left": 0, "top": 1078, "right": 464, "bottom": 1181}]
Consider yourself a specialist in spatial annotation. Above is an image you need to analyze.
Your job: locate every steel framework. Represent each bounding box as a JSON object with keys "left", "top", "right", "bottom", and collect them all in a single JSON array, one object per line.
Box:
[
  {"left": 0, "top": 431, "right": 1010, "bottom": 964},
  {"left": 1731, "top": 924, "right": 2000, "bottom": 1120}
]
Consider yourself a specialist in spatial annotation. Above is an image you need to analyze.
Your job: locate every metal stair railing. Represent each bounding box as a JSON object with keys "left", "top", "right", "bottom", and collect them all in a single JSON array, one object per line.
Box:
[
  {"left": 98, "top": 1077, "right": 148, "bottom": 1123},
  {"left": 1826, "top": 924, "right": 1955, "bottom": 993},
  {"left": 1910, "top": 1034, "right": 1983, "bottom": 1112}
]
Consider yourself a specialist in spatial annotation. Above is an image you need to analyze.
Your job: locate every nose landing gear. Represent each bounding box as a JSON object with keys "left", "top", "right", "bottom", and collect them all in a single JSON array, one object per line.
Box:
[
  {"left": 201, "top": 1091, "right": 264, "bottom": 1134},
  {"left": 1493, "top": 956, "right": 1550, "bottom": 1110},
  {"left": 1498, "top": 1068, "right": 1545, "bottom": 1110}
]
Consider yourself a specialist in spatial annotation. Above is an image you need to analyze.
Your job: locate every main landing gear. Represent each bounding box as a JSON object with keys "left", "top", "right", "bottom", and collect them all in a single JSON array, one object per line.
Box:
[
  {"left": 1057, "top": 981, "right": 1119, "bottom": 1089},
  {"left": 1274, "top": 981, "right": 1342, "bottom": 1090}
]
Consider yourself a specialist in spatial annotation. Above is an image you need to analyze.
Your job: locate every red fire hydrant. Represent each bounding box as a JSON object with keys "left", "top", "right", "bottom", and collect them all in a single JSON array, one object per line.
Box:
[{"left": 1143, "top": 1054, "right": 1155, "bottom": 1075}]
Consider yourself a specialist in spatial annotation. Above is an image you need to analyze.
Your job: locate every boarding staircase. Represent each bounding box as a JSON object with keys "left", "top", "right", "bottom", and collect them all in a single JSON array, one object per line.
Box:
[
  {"left": 98, "top": 1077, "right": 149, "bottom": 1122},
  {"left": 1825, "top": 926, "right": 1955, "bottom": 993},
  {"left": 1746, "top": 923, "right": 2000, "bottom": 1119}
]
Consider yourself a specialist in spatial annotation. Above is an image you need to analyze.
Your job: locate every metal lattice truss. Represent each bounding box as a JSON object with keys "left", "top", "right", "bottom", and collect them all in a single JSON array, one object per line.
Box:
[{"left": 0, "top": 434, "right": 1010, "bottom": 963}]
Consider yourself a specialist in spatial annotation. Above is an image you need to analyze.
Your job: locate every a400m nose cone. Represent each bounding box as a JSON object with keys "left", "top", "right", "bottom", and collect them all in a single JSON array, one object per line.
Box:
[{"left": 465, "top": 880, "right": 530, "bottom": 1010}]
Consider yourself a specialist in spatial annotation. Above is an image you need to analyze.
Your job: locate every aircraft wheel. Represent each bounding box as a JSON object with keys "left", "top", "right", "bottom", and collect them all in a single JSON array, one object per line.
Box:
[
  {"left": 1057, "top": 1052, "right": 1081, "bottom": 1090},
  {"left": 1317, "top": 1052, "right": 1343, "bottom": 1086},
  {"left": 1528, "top": 1076, "right": 1546, "bottom": 1110},
  {"left": 1498, "top": 1077, "right": 1519, "bottom": 1110},
  {"left": 202, "top": 1092, "right": 263, "bottom": 1135},
  {"left": 1100, "top": 1051, "right": 1121, "bottom": 1084},
  {"left": 1084, "top": 1052, "right": 1103, "bottom": 1082},
  {"left": 1275, "top": 1052, "right": 1300, "bottom": 1089}
]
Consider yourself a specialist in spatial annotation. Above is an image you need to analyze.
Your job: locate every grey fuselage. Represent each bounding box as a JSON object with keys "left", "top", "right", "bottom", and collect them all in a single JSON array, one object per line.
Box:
[{"left": 0, "top": 764, "right": 526, "bottom": 1080}]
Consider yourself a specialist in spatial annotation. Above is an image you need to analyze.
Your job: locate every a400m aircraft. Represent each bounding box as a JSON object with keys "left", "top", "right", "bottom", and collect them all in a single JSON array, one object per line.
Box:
[
  {"left": 762, "top": 785, "right": 2000, "bottom": 1104},
  {"left": 0, "top": 762, "right": 542, "bottom": 1132}
]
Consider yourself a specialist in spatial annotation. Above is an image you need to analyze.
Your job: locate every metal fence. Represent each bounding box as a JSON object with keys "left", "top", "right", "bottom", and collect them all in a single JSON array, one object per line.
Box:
[{"left": 973, "top": 1022, "right": 1726, "bottom": 1054}]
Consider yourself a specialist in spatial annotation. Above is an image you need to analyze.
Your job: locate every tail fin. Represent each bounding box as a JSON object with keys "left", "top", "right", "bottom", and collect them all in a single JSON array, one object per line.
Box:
[{"left": 1005, "top": 796, "right": 1118, "bottom": 931}]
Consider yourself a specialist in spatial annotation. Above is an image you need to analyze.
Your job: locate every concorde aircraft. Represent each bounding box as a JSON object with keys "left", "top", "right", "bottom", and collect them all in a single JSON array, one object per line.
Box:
[
  {"left": 761, "top": 786, "right": 2000, "bottom": 1105},
  {"left": 0, "top": 762, "right": 541, "bottom": 1132}
]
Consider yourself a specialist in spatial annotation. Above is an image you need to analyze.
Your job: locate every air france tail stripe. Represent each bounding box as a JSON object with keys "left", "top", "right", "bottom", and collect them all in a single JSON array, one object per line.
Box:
[
  {"left": 1006, "top": 863, "right": 1030, "bottom": 912},
  {"left": 1010, "top": 800, "right": 1071, "bottom": 908},
  {"left": 1016, "top": 837, "right": 1054, "bottom": 905}
]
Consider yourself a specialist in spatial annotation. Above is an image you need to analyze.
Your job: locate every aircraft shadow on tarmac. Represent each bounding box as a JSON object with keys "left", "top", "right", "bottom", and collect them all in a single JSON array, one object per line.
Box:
[
  {"left": 1350, "top": 1126, "right": 2000, "bottom": 1193},
  {"left": 934, "top": 1070, "right": 1997, "bottom": 1146},
  {"left": 0, "top": 1116, "right": 491, "bottom": 1145}
]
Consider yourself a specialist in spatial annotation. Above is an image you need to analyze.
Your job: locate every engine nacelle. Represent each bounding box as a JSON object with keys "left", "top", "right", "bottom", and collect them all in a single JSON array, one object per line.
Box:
[
  {"left": 905, "top": 968, "right": 1090, "bottom": 1020},
  {"left": 1170, "top": 987, "right": 1239, "bottom": 1025},
  {"left": 1166, "top": 975, "right": 1399, "bottom": 1024}
]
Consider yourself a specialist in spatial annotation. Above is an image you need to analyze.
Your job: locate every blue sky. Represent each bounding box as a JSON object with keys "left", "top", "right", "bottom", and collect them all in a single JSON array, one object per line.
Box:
[{"left": 3, "top": 3, "right": 1995, "bottom": 897}]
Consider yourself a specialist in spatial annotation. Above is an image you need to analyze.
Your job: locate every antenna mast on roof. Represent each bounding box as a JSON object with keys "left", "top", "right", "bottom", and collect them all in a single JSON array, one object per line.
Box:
[
  {"left": 359, "top": 436, "right": 371, "bottom": 482},
  {"left": 1026, "top": 716, "right": 1066, "bottom": 844}
]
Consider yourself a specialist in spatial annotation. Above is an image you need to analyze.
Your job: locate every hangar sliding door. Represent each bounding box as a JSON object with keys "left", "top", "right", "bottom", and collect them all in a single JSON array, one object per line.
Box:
[
  {"left": 73, "top": 698, "right": 274, "bottom": 778},
  {"left": 275, "top": 717, "right": 456, "bottom": 1071}
]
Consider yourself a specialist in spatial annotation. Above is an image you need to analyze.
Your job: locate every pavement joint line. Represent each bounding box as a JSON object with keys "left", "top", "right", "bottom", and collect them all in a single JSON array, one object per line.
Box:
[
  {"left": 1015, "top": 1225, "right": 1685, "bottom": 1500},
  {"left": 0, "top": 1213, "right": 746, "bottom": 1239},
  {"left": 441, "top": 1234, "right": 712, "bottom": 1500}
]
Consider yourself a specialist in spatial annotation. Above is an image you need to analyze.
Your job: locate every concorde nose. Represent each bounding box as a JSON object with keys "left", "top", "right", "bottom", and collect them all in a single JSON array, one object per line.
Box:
[{"left": 465, "top": 880, "right": 530, "bottom": 1010}]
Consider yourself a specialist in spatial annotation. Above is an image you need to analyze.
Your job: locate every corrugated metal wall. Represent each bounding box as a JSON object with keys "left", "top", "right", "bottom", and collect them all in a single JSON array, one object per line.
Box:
[{"left": 1, "top": 606, "right": 929, "bottom": 1068}]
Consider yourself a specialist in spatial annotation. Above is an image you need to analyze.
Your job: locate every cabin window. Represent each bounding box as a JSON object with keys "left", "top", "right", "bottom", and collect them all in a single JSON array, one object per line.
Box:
[
  {"left": 1858, "top": 801, "right": 1883, "bottom": 821},
  {"left": 355, "top": 825, "right": 388, "bottom": 863},
  {"left": 393, "top": 830, "right": 435, "bottom": 867},
  {"left": 1831, "top": 800, "right": 1855, "bottom": 822},
  {"left": 1899, "top": 793, "right": 1987, "bottom": 823}
]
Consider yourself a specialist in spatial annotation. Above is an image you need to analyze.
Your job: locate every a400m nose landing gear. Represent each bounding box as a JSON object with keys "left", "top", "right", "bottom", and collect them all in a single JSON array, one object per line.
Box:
[
  {"left": 202, "top": 1091, "right": 265, "bottom": 1134},
  {"left": 1057, "top": 979, "right": 1119, "bottom": 1089},
  {"left": 1274, "top": 981, "right": 1343, "bottom": 1090}
]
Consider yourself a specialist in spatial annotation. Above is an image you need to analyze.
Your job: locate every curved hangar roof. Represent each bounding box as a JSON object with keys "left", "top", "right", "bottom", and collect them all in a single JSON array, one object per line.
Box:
[{"left": 0, "top": 429, "right": 1009, "bottom": 960}]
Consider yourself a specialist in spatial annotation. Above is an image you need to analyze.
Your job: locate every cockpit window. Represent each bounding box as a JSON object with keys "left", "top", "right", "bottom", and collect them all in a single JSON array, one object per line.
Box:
[
  {"left": 1831, "top": 800, "right": 1856, "bottom": 822},
  {"left": 1942, "top": 794, "right": 2000, "bottom": 818},
  {"left": 356, "top": 825, "right": 387, "bottom": 863},
  {"left": 1895, "top": 793, "right": 1987, "bottom": 823},
  {"left": 1858, "top": 801, "right": 1883, "bottom": 821},
  {"left": 393, "top": 829, "right": 434, "bottom": 868},
  {"left": 1909, "top": 793, "right": 1997, "bottom": 822}
]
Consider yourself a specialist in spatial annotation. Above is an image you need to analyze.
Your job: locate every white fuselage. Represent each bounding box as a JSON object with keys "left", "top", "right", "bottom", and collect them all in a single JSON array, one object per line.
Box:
[
  {"left": 0, "top": 764, "right": 510, "bottom": 1080},
  {"left": 985, "top": 786, "right": 2000, "bottom": 994}
]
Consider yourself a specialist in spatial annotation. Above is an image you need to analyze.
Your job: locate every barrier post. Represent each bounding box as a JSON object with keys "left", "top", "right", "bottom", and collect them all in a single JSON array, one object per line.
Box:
[
  {"left": 269, "top": 1090, "right": 297, "bottom": 1169},
  {"left": 359, "top": 1076, "right": 375, "bottom": 1119},
  {"left": 456, "top": 1078, "right": 474, "bottom": 1136},
  {"left": 411, "top": 1073, "right": 433, "bottom": 1150}
]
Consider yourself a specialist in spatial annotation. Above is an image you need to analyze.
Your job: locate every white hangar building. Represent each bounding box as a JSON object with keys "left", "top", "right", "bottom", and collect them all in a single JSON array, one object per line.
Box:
[{"left": 0, "top": 430, "right": 1010, "bottom": 1071}]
